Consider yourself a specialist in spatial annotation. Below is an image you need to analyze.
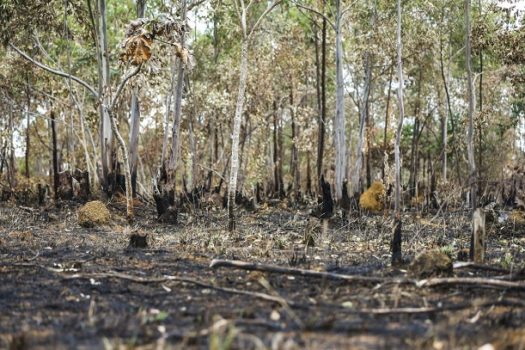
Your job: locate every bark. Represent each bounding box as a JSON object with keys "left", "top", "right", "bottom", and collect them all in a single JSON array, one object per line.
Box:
[
  {"left": 334, "top": 0, "right": 347, "bottom": 202},
  {"left": 465, "top": 0, "right": 477, "bottom": 209}
]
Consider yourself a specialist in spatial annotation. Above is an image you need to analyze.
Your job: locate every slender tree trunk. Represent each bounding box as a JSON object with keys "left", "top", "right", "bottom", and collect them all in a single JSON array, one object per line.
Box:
[
  {"left": 317, "top": 0, "right": 327, "bottom": 186},
  {"left": 161, "top": 58, "right": 176, "bottom": 169},
  {"left": 25, "top": 90, "right": 30, "bottom": 178},
  {"left": 128, "top": 0, "right": 146, "bottom": 196},
  {"left": 51, "top": 111, "right": 59, "bottom": 201},
  {"left": 290, "top": 82, "right": 300, "bottom": 201},
  {"left": 408, "top": 69, "right": 422, "bottom": 199},
  {"left": 108, "top": 108, "right": 134, "bottom": 220},
  {"left": 352, "top": 51, "right": 372, "bottom": 197},
  {"left": 334, "top": 0, "right": 346, "bottom": 202},
  {"left": 8, "top": 113, "right": 16, "bottom": 189},
  {"left": 439, "top": 38, "right": 448, "bottom": 182},
  {"left": 96, "top": 0, "right": 113, "bottom": 194},
  {"left": 382, "top": 66, "right": 393, "bottom": 183},
  {"left": 228, "top": 38, "right": 249, "bottom": 231},
  {"left": 465, "top": 0, "right": 477, "bottom": 209},
  {"left": 392, "top": 0, "right": 405, "bottom": 265},
  {"left": 166, "top": 0, "right": 187, "bottom": 209}
]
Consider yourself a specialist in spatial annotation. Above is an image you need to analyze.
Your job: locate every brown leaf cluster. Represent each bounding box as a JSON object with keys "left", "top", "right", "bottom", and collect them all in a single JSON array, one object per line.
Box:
[{"left": 120, "top": 34, "right": 153, "bottom": 66}]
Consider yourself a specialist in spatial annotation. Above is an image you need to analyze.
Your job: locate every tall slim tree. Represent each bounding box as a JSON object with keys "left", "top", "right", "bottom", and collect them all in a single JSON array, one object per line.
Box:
[
  {"left": 228, "top": 0, "right": 281, "bottom": 231},
  {"left": 129, "top": 0, "right": 147, "bottom": 195},
  {"left": 392, "top": 0, "right": 405, "bottom": 265},
  {"left": 465, "top": 0, "right": 477, "bottom": 209}
]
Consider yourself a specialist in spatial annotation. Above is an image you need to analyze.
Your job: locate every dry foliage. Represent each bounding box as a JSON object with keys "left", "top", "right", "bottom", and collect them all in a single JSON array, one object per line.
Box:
[
  {"left": 359, "top": 180, "right": 385, "bottom": 212},
  {"left": 77, "top": 200, "right": 110, "bottom": 228},
  {"left": 120, "top": 34, "right": 153, "bottom": 65}
]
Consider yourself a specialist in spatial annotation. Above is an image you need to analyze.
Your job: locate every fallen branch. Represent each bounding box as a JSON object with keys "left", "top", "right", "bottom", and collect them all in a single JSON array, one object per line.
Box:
[
  {"left": 417, "top": 277, "right": 525, "bottom": 290},
  {"left": 453, "top": 261, "right": 510, "bottom": 274},
  {"left": 35, "top": 269, "right": 525, "bottom": 318},
  {"left": 210, "top": 259, "right": 390, "bottom": 284},
  {"left": 59, "top": 271, "right": 297, "bottom": 306}
]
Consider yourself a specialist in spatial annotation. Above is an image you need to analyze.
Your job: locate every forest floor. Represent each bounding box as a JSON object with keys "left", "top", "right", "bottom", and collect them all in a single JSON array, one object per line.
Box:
[{"left": 0, "top": 199, "right": 524, "bottom": 350}]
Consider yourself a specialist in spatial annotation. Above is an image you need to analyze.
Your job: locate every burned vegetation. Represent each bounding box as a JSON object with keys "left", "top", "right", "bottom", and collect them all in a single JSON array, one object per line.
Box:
[{"left": 1, "top": 0, "right": 525, "bottom": 349}]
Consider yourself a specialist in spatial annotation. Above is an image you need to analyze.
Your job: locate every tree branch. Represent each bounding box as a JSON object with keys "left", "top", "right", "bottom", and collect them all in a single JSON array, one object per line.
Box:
[
  {"left": 292, "top": 2, "right": 336, "bottom": 30},
  {"left": 9, "top": 43, "right": 99, "bottom": 99},
  {"left": 248, "top": 0, "right": 283, "bottom": 39},
  {"left": 109, "top": 65, "right": 142, "bottom": 112}
]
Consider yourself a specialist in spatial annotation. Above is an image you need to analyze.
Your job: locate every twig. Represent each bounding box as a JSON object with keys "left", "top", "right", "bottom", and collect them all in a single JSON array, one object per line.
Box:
[{"left": 210, "top": 259, "right": 391, "bottom": 284}]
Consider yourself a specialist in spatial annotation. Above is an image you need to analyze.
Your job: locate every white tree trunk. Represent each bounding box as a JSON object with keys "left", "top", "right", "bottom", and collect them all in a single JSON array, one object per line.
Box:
[
  {"left": 334, "top": 0, "right": 346, "bottom": 202},
  {"left": 97, "top": 0, "right": 113, "bottom": 190},
  {"left": 351, "top": 52, "right": 372, "bottom": 196},
  {"left": 465, "top": 0, "right": 477, "bottom": 209},
  {"left": 228, "top": 39, "right": 249, "bottom": 231},
  {"left": 168, "top": 0, "right": 187, "bottom": 180}
]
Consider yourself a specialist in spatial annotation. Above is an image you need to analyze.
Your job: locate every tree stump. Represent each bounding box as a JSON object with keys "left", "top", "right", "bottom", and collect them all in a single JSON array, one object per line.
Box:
[
  {"left": 57, "top": 170, "right": 73, "bottom": 200},
  {"left": 470, "top": 208, "right": 486, "bottom": 263}
]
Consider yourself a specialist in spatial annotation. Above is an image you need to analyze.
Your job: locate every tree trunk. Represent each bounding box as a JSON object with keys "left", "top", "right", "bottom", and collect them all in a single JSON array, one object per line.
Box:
[
  {"left": 128, "top": 0, "right": 146, "bottom": 196},
  {"left": 382, "top": 66, "right": 393, "bottom": 183},
  {"left": 51, "top": 111, "right": 59, "bottom": 201},
  {"left": 352, "top": 51, "right": 372, "bottom": 198},
  {"left": 95, "top": 0, "right": 114, "bottom": 194},
  {"left": 408, "top": 69, "right": 422, "bottom": 199},
  {"left": 317, "top": 0, "right": 327, "bottom": 187},
  {"left": 334, "top": 0, "right": 346, "bottom": 202},
  {"left": 25, "top": 90, "right": 30, "bottom": 179},
  {"left": 465, "top": 0, "right": 477, "bottom": 209},
  {"left": 228, "top": 38, "right": 249, "bottom": 231},
  {"left": 393, "top": 0, "right": 405, "bottom": 265},
  {"left": 290, "top": 83, "right": 300, "bottom": 202}
]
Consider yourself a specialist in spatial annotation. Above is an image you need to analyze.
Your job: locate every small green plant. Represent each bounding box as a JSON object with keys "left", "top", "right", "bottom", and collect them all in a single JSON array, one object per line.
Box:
[
  {"left": 209, "top": 318, "right": 238, "bottom": 350},
  {"left": 501, "top": 252, "right": 514, "bottom": 270},
  {"left": 440, "top": 245, "right": 455, "bottom": 259}
]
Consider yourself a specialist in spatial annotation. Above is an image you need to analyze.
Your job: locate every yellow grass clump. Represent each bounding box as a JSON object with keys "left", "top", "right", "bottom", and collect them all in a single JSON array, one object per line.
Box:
[
  {"left": 78, "top": 200, "right": 110, "bottom": 228},
  {"left": 359, "top": 181, "right": 385, "bottom": 212}
]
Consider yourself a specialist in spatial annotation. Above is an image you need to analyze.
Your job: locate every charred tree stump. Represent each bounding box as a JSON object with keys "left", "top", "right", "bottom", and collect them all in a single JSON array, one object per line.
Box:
[
  {"left": 470, "top": 208, "right": 486, "bottom": 263},
  {"left": 73, "top": 169, "right": 90, "bottom": 201},
  {"left": 154, "top": 191, "right": 177, "bottom": 224},
  {"left": 57, "top": 170, "right": 73, "bottom": 200},
  {"left": 129, "top": 233, "right": 148, "bottom": 248},
  {"left": 391, "top": 218, "right": 403, "bottom": 266}
]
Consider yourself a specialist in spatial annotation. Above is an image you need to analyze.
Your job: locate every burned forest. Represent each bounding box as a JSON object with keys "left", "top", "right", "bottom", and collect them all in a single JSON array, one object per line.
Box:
[{"left": 1, "top": 0, "right": 525, "bottom": 349}]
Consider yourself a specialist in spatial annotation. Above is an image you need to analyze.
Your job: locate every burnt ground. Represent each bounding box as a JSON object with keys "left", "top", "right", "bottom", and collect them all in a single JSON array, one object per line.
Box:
[{"left": 0, "top": 200, "right": 524, "bottom": 349}]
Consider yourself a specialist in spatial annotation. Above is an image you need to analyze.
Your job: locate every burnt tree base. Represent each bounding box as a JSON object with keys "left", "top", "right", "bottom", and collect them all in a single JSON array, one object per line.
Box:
[
  {"left": 154, "top": 191, "right": 177, "bottom": 224},
  {"left": 391, "top": 218, "right": 403, "bottom": 266}
]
